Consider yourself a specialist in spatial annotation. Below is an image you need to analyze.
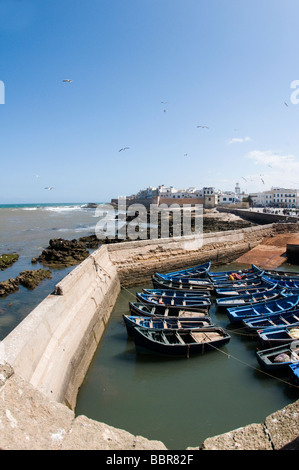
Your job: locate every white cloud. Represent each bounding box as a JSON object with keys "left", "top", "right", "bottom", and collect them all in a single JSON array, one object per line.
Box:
[
  {"left": 228, "top": 136, "right": 252, "bottom": 144},
  {"left": 245, "top": 150, "right": 299, "bottom": 189}
]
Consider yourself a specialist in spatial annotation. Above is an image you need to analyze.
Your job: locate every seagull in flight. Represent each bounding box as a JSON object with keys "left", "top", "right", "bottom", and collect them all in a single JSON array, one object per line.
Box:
[
  {"left": 284, "top": 102, "right": 288, "bottom": 107},
  {"left": 119, "top": 147, "right": 130, "bottom": 152},
  {"left": 197, "top": 125, "right": 209, "bottom": 129},
  {"left": 62, "top": 79, "right": 73, "bottom": 83},
  {"left": 44, "top": 187, "right": 54, "bottom": 190}
]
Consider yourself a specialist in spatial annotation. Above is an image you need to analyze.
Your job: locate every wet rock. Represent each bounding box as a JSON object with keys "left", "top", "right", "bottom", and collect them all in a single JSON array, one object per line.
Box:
[
  {"left": 79, "top": 235, "right": 101, "bottom": 249},
  {"left": 0, "top": 253, "right": 19, "bottom": 271},
  {"left": 35, "top": 238, "right": 90, "bottom": 267},
  {"left": 0, "top": 278, "right": 19, "bottom": 297},
  {"left": 16, "top": 269, "right": 52, "bottom": 290}
]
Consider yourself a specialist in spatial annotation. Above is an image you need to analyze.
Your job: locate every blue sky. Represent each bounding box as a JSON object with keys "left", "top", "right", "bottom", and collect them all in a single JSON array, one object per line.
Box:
[{"left": 1, "top": 0, "right": 299, "bottom": 203}]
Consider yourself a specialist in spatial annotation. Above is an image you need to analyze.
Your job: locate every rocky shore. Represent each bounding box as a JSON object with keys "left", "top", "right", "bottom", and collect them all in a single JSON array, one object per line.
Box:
[
  {"left": 0, "top": 253, "right": 19, "bottom": 270},
  {"left": 0, "top": 269, "right": 52, "bottom": 297},
  {"left": 32, "top": 238, "right": 90, "bottom": 267},
  {"left": 0, "top": 210, "right": 255, "bottom": 298}
]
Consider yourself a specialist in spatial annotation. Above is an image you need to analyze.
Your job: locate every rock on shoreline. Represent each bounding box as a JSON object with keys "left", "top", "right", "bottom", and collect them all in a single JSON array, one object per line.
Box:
[
  {"left": 34, "top": 238, "right": 90, "bottom": 267},
  {"left": 0, "top": 253, "right": 19, "bottom": 271},
  {"left": 0, "top": 269, "right": 52, "bottom": 297}
]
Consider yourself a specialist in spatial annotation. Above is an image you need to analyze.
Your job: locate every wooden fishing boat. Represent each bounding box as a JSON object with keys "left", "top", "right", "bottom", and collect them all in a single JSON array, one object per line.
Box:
[
  {"left": 212, "top": 277, "right": 266, "bottom": 291},
  {"left": 155, "top": 261, "right": 211, "bottom": 279},
  {"left": 263, "top": 271, "right": 299, "bottom": 282},
  {"left": 123, "top": 315, "right": 213, "bottom": 336},
  {"left": 242, "top": 310, "right": 299, "bottom": 332},
  {"left": 152, "top": 274, "right": 214, "bottom": 291},
  {"left": 226, "top": 295, "right": 299, "bottom": 324},
  {"left": 288, "top": 362, "right": 299, "bottom": 385},
  {"left": 215, "top": 278, "right": 278, "bottom": 297},
  {"left": 129, "top": 302, "right": 211, "bottom": 318},
  {"left": 136, "top": 292, "right": 211, "bottom": 313},
  {"left": 257, "top": 325, "right": 299, "bottom": 348},
  {"left": 142, "top": 288, "right": 211, "bottom": 298},
  {"left": 263, "top": 267, "right": 299, "bottom": 279},
  {"left": 216, "top": 289, "right": 283, "bottom": 310},
  {"left": 131, "top": 326, "right": 231, "bottom": 357},
  {"left": 208, "top": 264, "right": 262, "bottom": 280},
  {"left": 256, "top": 340, "right": 299, "bottom": 372},
  {"left": 263, "top": 276, "right": 299, "bottom": 289}
]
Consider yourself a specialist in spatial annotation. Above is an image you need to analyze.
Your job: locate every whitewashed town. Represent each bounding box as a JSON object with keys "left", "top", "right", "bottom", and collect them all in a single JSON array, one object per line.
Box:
[{"left": 122, "top": 183, "right": 299, "bottom": 212}]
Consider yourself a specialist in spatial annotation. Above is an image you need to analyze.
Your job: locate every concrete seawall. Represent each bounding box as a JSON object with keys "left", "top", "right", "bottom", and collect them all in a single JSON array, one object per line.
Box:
[
  {"left": 2, "top": 247, "right": 120, "bottom": 410},
  {"left": 0, "top": 222, "right": 299, "bottom": 449}
]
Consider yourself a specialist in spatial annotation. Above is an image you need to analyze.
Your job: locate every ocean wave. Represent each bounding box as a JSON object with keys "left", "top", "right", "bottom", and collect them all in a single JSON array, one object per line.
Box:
[{"left": 43, "top": 205, "right": 84, "bottom": 213}]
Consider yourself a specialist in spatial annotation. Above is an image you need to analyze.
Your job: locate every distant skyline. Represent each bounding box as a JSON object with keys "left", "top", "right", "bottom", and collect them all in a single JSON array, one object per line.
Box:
[{"left": 1, "top": 0, "right": 299, "bottom": 203}]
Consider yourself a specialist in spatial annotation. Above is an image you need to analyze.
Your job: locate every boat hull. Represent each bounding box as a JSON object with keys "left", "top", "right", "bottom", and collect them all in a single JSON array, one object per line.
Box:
[
  {"left": 123, "top": 315, "right": 214, "bottom": 336},
  {"left": 132, "top": 327, "right": 231, "bottom": 357},
  {"left": 155, "top": 261, "right": 211, "bottom": 279},
  {"left": 129, "top": 302, "right": 211, "bottom": 318},
  {"left": 256, "top": 340, "right": 299, "bottom": 371},
  {"left": 226, "top": 295, "right": 299, "bottom": 324}
]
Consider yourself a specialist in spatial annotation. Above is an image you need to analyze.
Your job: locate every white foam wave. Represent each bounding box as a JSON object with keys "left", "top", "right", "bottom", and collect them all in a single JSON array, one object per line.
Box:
[{"left": 43, "top": 205, "right": 84, "bottom": 213}]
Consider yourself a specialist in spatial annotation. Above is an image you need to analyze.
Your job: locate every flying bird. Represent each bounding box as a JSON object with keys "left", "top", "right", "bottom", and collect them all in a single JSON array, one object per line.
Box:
[
  {"left": 284, "top": 102, "right": 288, "bottom": 107},
  {"left": 62, "top": 79, "right": 73, "bottom": 83},
  {"left": 197, "top": 125, "right": 209, "bottom": 129},
  {"left": 44, "top": 187, "right": 54, "bottom": 190},
  {"left": 118, "top": 147, "right": 130, "bottom": 152},
  {"left": 161, "top": 101, "right": 168, "bottom": 104}
]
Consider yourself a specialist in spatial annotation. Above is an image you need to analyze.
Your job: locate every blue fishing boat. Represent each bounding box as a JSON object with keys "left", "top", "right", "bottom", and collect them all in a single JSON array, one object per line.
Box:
[
  {"left": 257, "top": 325, "right": 299, "bottom": 348},
  {"left": 129, "top": 302, "right": 211, "bottom": 318},
  {"left": 215, "top": 278, "right": 277, "bottom": 297},
  {"left": 256, "top": 340, "right": 299, "bottom": 372},
  {"left": 213, "top": 277, "right": 267, "bottom": 291},
  {"left": 289, "top": 362, "right": 299, "bottom": 385},
  {"left": 142, "top": 288, "right": 211, "bottom": 298},
  {"left": 263, "top": 276, "right": 299, "bottom": 289},
  {"left": 216, "top": 288, "right": 283, "bottom": 310},
  {"left": 208, "top": 264, "right": 262, "bottom": 280},
  {"left": 226, "top": 295, "right": 299, "bottom": 324},
  {"left": 136, "top": 292, "right": 211, "bottom": 313},
  {"left": 242, "top": 310, "right": 299, "bottom": 332},
  {"left": 152, "top": 274, "right": 214, "bottom": 291},
  {"left": 131, "top": 326, "right": 231, "bottom": 357},
  {"left": 263, "top": 267, "right": 299, "bottom": 279},
  {"left": 155, "top": 261, "right": 211, "bottom": 279},
  {"left": 263, "top": 271, "right": 299, "bottom": 282},
  {"left": 123, "top": 315, "right": 213, "bottom": 336}
]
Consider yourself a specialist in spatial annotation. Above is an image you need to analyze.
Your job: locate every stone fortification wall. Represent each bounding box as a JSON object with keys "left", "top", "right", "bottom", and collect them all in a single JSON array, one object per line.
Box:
[
  {"left": 2, "top": 246, "right": 120, "bottom": 410},
  {"left": 107, "top": 224, "right": 277, "bottom": 286}
]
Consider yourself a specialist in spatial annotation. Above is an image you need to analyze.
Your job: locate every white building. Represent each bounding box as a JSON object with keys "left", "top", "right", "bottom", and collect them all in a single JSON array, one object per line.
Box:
[{"left": 249, "top": 187, "right": 299, "bottom": 208}]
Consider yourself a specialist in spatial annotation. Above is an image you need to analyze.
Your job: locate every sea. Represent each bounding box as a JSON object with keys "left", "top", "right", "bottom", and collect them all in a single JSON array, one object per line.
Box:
[
  {"left": 0, "top": 202, "right": 103, "bottom": 337},
  {"left": 1, "top": 203, "right": 299, "bottom": 450}
]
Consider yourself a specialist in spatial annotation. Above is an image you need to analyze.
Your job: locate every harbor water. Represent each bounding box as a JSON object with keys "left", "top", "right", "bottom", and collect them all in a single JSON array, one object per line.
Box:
[
  {"left": 75, "top": 278, "right": 299, "bottom": 450},
  {"left": 0, "top": 204, "right": 298, "bottom": 449}
]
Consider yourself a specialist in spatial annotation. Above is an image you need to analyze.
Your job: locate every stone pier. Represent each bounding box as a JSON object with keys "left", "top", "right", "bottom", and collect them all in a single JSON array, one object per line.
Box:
[{"left": 0, "top": 222, "right": 299, "bottom": 450}]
